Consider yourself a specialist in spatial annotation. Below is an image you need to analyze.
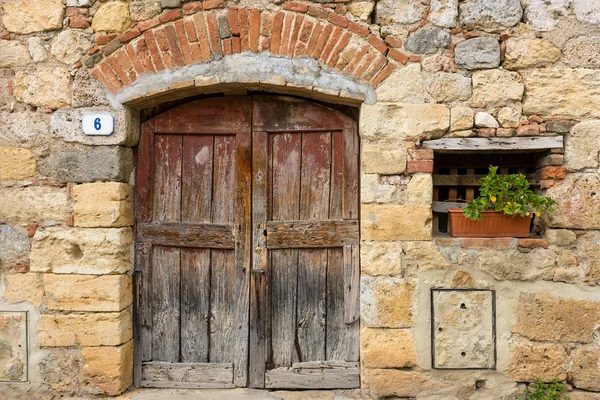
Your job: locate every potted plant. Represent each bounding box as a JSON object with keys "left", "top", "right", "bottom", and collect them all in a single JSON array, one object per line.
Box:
[{"left": 447, "top": 166, "right": 556, "bottom": 238}]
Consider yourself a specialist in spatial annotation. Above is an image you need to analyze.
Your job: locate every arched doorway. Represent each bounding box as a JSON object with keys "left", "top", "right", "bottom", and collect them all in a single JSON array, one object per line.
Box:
[{"left": 134, "top": 95, "right": 360, "bottom": 389}]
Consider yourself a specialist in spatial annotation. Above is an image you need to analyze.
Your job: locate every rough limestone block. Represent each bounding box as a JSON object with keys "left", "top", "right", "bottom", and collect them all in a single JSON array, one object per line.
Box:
[
  {"left": 504, "top": 38, "right": 562, "bottom": 70},
  {"left": 72, "top": 70, "right": 109, "bottom": 108},
  {"left": 455, "top": 37, "right": 500, "bottom": 70},
  {"left": 451, "top": 107, "right": 475, "bottom": 131},
  {"left": 0, "top": 186, "right": 69, "bottom": 226},
  {"left": 361, "top": 205, "right": 432, "bottom": 241},
  {"left": 545, "top": 229, "right": 577, "bottom": 246},
  {"left": 573, "top": 0, "right": 600, "bottom": 26},
  {"left": 361, "top": 174, "right": 405, "bottom": 205},
  {"left": 362, "top": 141, "right": 407, "bottom": 175},
  {"left": 39, "top": 348, "right": 84, "bottom": 393},
  {"left": 360, "top": 277, "right": 416, "bottom": 328},
  {"left": 506, "top": 339, "right": 567, "bottom": 382},
  {"left": 0, "top": 225, "right": 29, "bottom": 269},
  {"left": 361, "top": 328, "right": 416, "bottom": 368},
  {"left": 565, "top": 121, "right": 600, "bottom": 171},
  {"left": 38, "top": 309, "right": 132, "bottom": 347},
  {"left": 92, "top": 2, "right": 132, "bottom": 33},
  {"left": 523, "top": 0, "right": 569, "bottom": 31},
  {"left": 51, "top": 108, "right": 139, "bottom": 147},
  {"left": 50, "top": 30, "right": 95, "bottom": 65},
  {"left": 0, "top": 312, "right": 27, "bottom": 382},
  {"left": 1, "top": 0, "right": 64, "bottom": 34},
  {"left": 44, "top": 274, "right": 132, "bottom": 312},
  {"left": 72, "top": 182, "right": 133, "bottom": 228},
  {"left": 30, "top": 227, "right": 133, "bottom": 275},
  {"left": 38, "top": 146, "right": 133, "bottom": 183},
  {"left": 472, "top": 69, "right": 524, "bottom": 105},
  {"left": 0, "top": 111, "right": 51, "bottom": 149},
  {"left": 407, "top": 174, "right": 433, "bottom": 205},
  {"left": 130, "top": 0, "right": 162, "bottom": 22},
  {"left": 4, "top": 273, "right": 44, "bottom": 307},
  {"left": 522, "top": 68, "right": 600, "bottom": 119},
  {"left": 403, "top": 241, "right": 453, "bottom": 270},
  {"left": 459, "top": 0, "right": 523, "bottom": 32},
  {"left": 546, "top": 174, "right": 600, "bottom": 229},
  {"left": 432, "top": 289, "right": 495, "bottom": 369},
  {"left": 360, "top": 103, "right": 449, "bottom": 140},
  {"left": 360, "top": 241, "right": 404, "bottom": 276},
  {"left": 404, "top": 28, "right": 452, "bottom": 54},
  {"left": 0, "top": 41, "right": 32, "bottom": 68},
  {"left": 0, "top": 147, "right": 36, "bottom": 180},
  {"left": 375, "top": 0, "right": 426, "bottom": 25},
  {"left": 512, "top": 292, "right": 600, "bottom": 343},
  {"left": 364, "top": 369, "right": 433, "bottom": 398},
  {"left": 14, "top": 68, "right": 71, "bottom": 109},
  {"left": 82, "top": 340, "right": 133, "bottom": 396},
  {"left": 376, "top": 64, "right": 433, "bottom": 103},
  {"left": 429, "top": 0, "right": 458, "bottom": 28},
  {"left": 571, "top": 344, "right": 600, "bottom": 391},
  {"left": 426, "top": 72, "right": 472, "bottom": 103},
  {"left": 497, "top": 106, "right": 521, "bottom": 128}
]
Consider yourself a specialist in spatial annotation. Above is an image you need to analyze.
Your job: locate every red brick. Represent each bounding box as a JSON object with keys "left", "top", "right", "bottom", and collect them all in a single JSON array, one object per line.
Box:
[
  {"left": 138, "top": 18, "right": 160, "bottom": 32},
  {"left": 470, "top": 103, "right": 487, "bottom": 109},
  {"left": 307, "top": 4, "right": 329, "bottom": 19},
  {"left": 154, "top": 29, "right": 169, "bottom": 51},
  {"left": 135, "top": 39, "right": 156, "bottom": 73},
  {"left": 409, "top": 149, "right": 434, "bottom": 160},
  {"left": 536, "top": 154, "right": 564, "bottom": 168},
  {"left": 283, "top": 1, "right": 309, "bottom": 13},
  {"left": 99, "top": 62, "right": 123, "bottom": 91},
  {"left": 388, "top": 48, "right": 408, "bottom": 64},
  {"left": 536, "top": 166, "right": 567, "bottom": 180},
  {"left": 261, "top": 12, "right": 273, "bottom": 36},
  {"left": 348, "top": 21, "right": 368, "bottom": 37},
  {"left": 205, "top": 13, "right": 223, "bottom": 56},
  {"left": 407, "top": 160, "right": 433, "bottom": 173},
  {"left": 192, "top": 13, "right": 212, "bottom": 62},
  {"left": 185, "top": 19, "right": 198, "bottom": 42},
  {"left": 311, "top": 23, "right": 333, "bottom": 59},
  {"left": 159, "top": 9, "right": 182, "bottom": 23},
  {"left": 223, "top": 38, "right": 232, "bottom": 55},
  {"left": 408, "top": 54, "right": 422, "bottom": 62},
  {"left": 517, "top": 238, "right": 548, "bottom": 249},
  {"left": 119, "top": 26, "right": 141, "bottom": 43},
  {"left": 478, "top": 128, "right": 496, "bottom": 137},
  {"left": 27, "top": 223, "right": 38, "bottom": 237},
  {"left": 261, "top": 37, "right": 270, "bottom": 52},
  {"left": 528, "top": 114, "right": 544, "bottom": 123},
  {"left": 384, "top": 35, "right": 402, "bottom": 48},
  {"left": 66, "top": 212, "right": 74, "bottom": 227},
  {"left": 249, "top": 9, "right": 261, "bottom": 52},
  {"left": 189, "top": 42, "right": 202, "bottom": 62},
  {"left": 125, "top": 43, "right": 145, "bottom": 74},
  {"left": 517, "top": 123, "right": 540, "bottom": 136},
  {"left": 279, "top": 13, "right": 294, "bottom": 55},
  {"left": 143, "top": 30, "right": 166, "bottom": 71},
  {"left": 174, "top": 20, "right": 193, "bottom": 65},
  {"left": 96, "top": 33, "right": 117, "bottom": 46},
  {"left": 371, "top": 62, "right": 396, "bottom": 87},
  {"left": 182, "top": 1, "right": 203, "bottom": 14},
  {"left": 367, "top": 35, "right": 387, "bottom": 53},
  {"left": 328, "top": 12, "right": 348, "bottom": 28},
  {"left": 344, "top": 44, "right": 368, "bottom": 74},
  {"left": 203, "top": 0, "right": 225, "bottom": 10},
  {"left": 463, "top": 30, "right": 480, "bottom": 38},
  {"left": 353, "top": 50, "right": 376, "bottom": 79},
  {"left": 302, "top": 21, "right": 322, "bottom": 57},
  {"left": 13, "top": 263, "right": 29, "bottom": 273},
  {"left": 326, "top": 31, "right": 350, "bottom": 68},
  {"left": 239, "top": 8, "right": 250, "bottom": 52},
  {"left": 66, "top": 7, "right": 88, "bottom": 17},
  {"left": 109, "top": 48, "right": 137, "bottom": 85},
  {"left": 496, "top": 128, "right": 514, "bottom": 137},
  {"left": 321, "top": 25, "right": 342, "bottom": 63},
  {"left": 539, "top": 180, "right": 557, "bottom": 189},
  {"left": 287, "top": 14, "right": 304, "bottom": 57},
  {"left": 232, "top": 36, "right": 241, "bottom": 53},
  {"left": 69, "top": 17, "right": 90, "bottom": 29},
  {"left": 90, "top": 67, "right": 115, "bottom": 93},
  {"left": 298, "top": 19, "right": 313, "bottom": 43},
  {"left": 460, "top": 237, "right": 512, "bottom": 249},
  {"left": 228, "top": 8, "right": 240, "bottom": 35},
  {"left": 364, "top": 53, "right": 387, "bottom": 81},
  {"left": 269, "top": 11, "right": 285, "bottom": 54}
]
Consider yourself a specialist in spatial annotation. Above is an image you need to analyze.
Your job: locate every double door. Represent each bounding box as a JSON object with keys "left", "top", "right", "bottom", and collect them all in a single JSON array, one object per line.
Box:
[{"left": 134, "top": 96, "right": 360, "bottom": 389}]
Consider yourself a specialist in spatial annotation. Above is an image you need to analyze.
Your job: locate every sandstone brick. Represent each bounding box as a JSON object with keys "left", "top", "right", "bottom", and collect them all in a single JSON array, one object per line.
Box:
[
  {"left": 506, "top": 339, "right": 567, "bottom": 382},
  {"left": 450, "top": 106, "right": 475, "bottom": 131},
  {"left": 504, "top": 38, "right": 561, "bottom": 70},
  {"left": 44, "top": 274, "right": 132, "bottom": 312},
  {"left": 361, "top": 328, "right": 416, "bottom": 368},
  {"left": 361, "top": 141, "right": 406, "bottom": 175},
  {"left": 0, "top": 312, "right": 27, "bottom": 382},
  {"left": 513, "top": 292, "right": 600, "bottom": 343},
  {"left": 30, "top": 227, "right": 133, "bottom": 275},
  {"left": 571, "top": 344, "right": 600, "bottom": 391},
  {"left": 0, "top": 225, "right": 29, "bottom": 270},
  {"left": 72, "top": 182, "right": 133, "bottom": 228},
  {"left": 82, "top": 341, "right": 133, "bottom": 396},
  {"left": 565, "top": 121, "right": 600, "bottom": 171},
  {"left": 361, "top": 205, "right": 432, "bottom": 241},
  {"left": 39, "top": 309, "right": 132, "bottom": 347},
  {"left": 407, "top": 174, "right": 432, "bottom": 205},
  {"left": 92, "top": 2, "right": 132, "bottom": 33},
  {"left": 460, "top": 237, "right": 512, "bottom": 249},
  {"left": 2, "top": 0, "right": 65, "bottom": 34},
  {"left": 376, "top": 64, "right": 433, "bottom": 103},
  {"left": 360, "top": 241, "right": 404, "bottom": 276},
  {"left": 426, "top": 72, "right": 472, "bottom": 103},
  {"left": 0, "top": 186, "right": 69, "bottom": 226},
  {"left": 361, "top": 277, "right": 415, "bottom": 328},
  {"left": 547, "top": 174, "right": 600, "bottom": 230},
  {"left": 545, "top": 229, "right": 577, "bottom": 247},
  {"left": 360, "top": 174, "right": 404, "bottom": 205},
  {"left": 0, "top": 147, "right": 36, "bottom": 180},
  {"left": 365, "top": 369, "right": 434, "bottom": 398},
  {"left": 472, "top": 69, "right": 524, "bottom": 106},
  {"left": 4, "top": 273, "right": 44, "bottom": 307},
  {"left": 0, "top": 41, "right": 32, "bottom": 68},
  {"left": 14, "top": 68, "right": 71, "bottom": 109}
]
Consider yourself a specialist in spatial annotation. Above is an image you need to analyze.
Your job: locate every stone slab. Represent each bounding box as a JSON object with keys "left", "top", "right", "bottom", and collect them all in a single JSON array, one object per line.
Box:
[{"left": 0, "top": 311, "right": 27, "bottom": 382}]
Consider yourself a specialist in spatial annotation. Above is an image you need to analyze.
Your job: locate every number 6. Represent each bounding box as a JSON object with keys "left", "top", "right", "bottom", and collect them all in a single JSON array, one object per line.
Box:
[{"left": 94, "top": 118, "right": 102, "bottom": 130}]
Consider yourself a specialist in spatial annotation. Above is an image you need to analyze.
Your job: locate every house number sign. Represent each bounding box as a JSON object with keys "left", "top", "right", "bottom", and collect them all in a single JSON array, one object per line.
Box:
[{"left": 82, "top": 113, "right": 114, "bottom": 136}]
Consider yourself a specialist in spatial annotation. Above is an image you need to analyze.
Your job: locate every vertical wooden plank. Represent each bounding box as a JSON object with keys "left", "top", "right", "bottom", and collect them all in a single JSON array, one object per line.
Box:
[
  {"left": 270, "top": 133, "right": 301, "bottom": 368},
  {"left": 342, "top": 124, "right": 359, "bottom": 220},
  {"left": 465, "top": 168, "right": 475, "bottom": 202},
  {"left": 136, "top": 123, "right": 155, "bottom": 223},
  {"left": 448, "top": 169, "right": 458, "bottom": 202},
  {"left": 210, "top": 135, "right": 237, "bottom": 365},
  {"left": 432, "top": 186, "right": 440, "bottom": 233},
  {"left": 297, "top": 132, "right": 331, "bottom": 362},
  {"left": 151, "top": 134, "right": 182, "bottom": 363},
  {"left": 134, "top": 242, "right": 151, "bottom": 386},
  {"left": 249, "top": 130, "right": 268, "bottom": 387}
]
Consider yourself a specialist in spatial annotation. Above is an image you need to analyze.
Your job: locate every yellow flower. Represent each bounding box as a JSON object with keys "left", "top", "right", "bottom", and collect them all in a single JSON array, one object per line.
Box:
[
  {"left": 490, "top": 195, "right": 497, "bottom": 203},
  {"left": 536, "top": 211, "right": 541, "bottom": 217}
]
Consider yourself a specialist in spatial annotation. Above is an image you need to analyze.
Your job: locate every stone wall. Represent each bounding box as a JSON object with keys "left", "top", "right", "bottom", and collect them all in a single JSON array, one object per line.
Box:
[{"left": 1, "top": 0, "right": 600, "bottom": 398}]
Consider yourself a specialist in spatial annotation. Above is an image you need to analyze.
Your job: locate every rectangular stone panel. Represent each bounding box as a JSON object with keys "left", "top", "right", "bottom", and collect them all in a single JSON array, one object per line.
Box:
[
  {"left": 0, "top": 311, "right": 28, "bottom": 382},
  {"left": 431, "top": 289, "right": 495, "bottom": 369}
]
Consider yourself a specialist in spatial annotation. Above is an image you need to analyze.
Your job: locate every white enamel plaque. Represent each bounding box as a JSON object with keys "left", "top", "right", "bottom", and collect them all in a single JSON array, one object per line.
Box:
[{"left": 82, "top": 113, "right": 114, "bottom": 136}]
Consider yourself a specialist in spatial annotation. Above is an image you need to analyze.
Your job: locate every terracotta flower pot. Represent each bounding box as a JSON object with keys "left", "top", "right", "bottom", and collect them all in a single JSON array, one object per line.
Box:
[{"left": 447, "top": 209, "right": 532, "bottom": 238}]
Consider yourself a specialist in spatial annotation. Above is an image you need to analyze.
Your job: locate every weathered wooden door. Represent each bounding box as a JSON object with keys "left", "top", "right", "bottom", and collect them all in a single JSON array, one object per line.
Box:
[{"left": 134, "top": 96, "right": 359, "bottom": 390}]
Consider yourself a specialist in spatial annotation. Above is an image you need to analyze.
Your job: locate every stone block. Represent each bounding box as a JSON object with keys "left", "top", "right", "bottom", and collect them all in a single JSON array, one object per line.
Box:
[
  {"left": 38, "top": 146, "right": 133, "bottom": 183},
  {"left": 472, "top": 69, "right": 524, "bottom": 105},
  {"left": 523, "top": 0, "right": 569, "bottom": 31},
  {"left": 360, "top": 241, "right": 404, "bottom": 276},
  {"left": 361, "top": 328, "right": 416, "bottom": 368},
  {"left": 574, "top": 0, "right": 600, "bottom": 25},
  {"left": 506, "top": 339, "right": 567, "bottom": 382},
  {"left": 0, "top": 312, "right": 27, "bottom": 382},
  {"left": 14, "top": 68, "right": 71, "bottom": 109},
  {"left": 545, "top": 229, "right": 577, "bottom": 246},
  {"left": 546, "top": 174, "right": 600, "bottom": 229},
  {"left": 376, "top": 64, "right": 433, "bottom": 103},
  {"left": 432, "top": 289, "right": 495, "bottom": 369},
  {"left": 522, "top": 68, "right": 600, "bottom": 119},
  {"left": 360, "top": 103, "right": 450, "bottom": 140},
  {"left": 571, "top": 344, "right": 600, "bottom": 391},
  {"left": 375, "top": 0, "right": 426, "bottom": 25},
  {"left": 72, "top": 182, "right": 133, "bottom": 227},
  {"left": 361, "top": 141, "right": 407, "bottom": 175},
  {"left": 130, "top": 0, "right": 162, "bottom": 21},
  {"left": 348, "top": 2, "right": 374, "bottom": 21},
  {"left": 50, "top": 30, "right": 94, "bottom": 65},
  {"left": 92, "top": 2, "right": 133, "bottom": 33},
  {"left": 361, "top": 205, "right": 432, "bottom": 241},
  {"left": 30, "top": 227, "right": 133, "bottom": 275},
  {"left": 360, "top": 174, "right": 404, "bottom": 205},
  {"left": 475, "top": 112, "right": 499, "bottom": 128},
  {"left": 574, "top": 232, "right": 600, "bottom": 286},
  {"left": 565, "top": 121, "right": 600, "bottom": 171},
  {"left": 405, "top": 28, "right": 452, "bottom": 55},
  {"left": 460, "top": 237, "right": 512, "bottom": 249},
  {"left": 1, "top": 0, "right": 64, "bottom": 34},
  {"left": 0, "top": 41, "right": 32, "bottom": 68},
  {"left": 39, "top": 348, "right": 83, "bottom": 393},
  {"left": 4, "top": 273, "right": 44, "bottom": 307},
  {"left": 427, "top": 73, "right": 472, "bottom": 103},
  {"left": 0, "top": 225, "right": 29, "bottom": 270},
  {"left": 459, "top": 0, "right": 522, "bottom": 32},
  {"left": 365, "top": 369, "right": 434, "bottom": 398},
  {"left": 0, "top": 111, "right": 51, "bottom": 149},
  {"left": 82, "top": 340, "right": 133, "bottom": 395},
  {"left": 0, "top": 147, "right": 36, "bottom": 180},
  {"left": 504, "top": 38, "right": 562, "bottom": 70},
  {"left": 476, "top": 248, "right": 558, "bottom": 281},
  {"left": 51, "top": 108, "right": 139, "bottom": 146},
  {"left": 512, "top": 292, "right": 600, "bottom": 343},
  {"left": 407, "top": 174, "right": 432, "bottom": 205},
  {"left": 455, "top": 37, "right": 500, "bottom": 70},
  {"left": 450, "top": 107, "right": 474, "bottom": 131},
  {"left": 430, "top": 0, "right": 458, "bottom": 28},
  {"left": 403, "top": 241, "right": 454, "bottom": 270},
  {"left": 44, "top": 274, "right": 132, "bottom": 312},
  {"left": 517, "top": 238, "right": 548, "bottom": 249},
  {"left": 0, "top": 186, "right": 69, "bottom": 226},
  {"left": 38, "top": 309, "right": 132, "bottom": 347},
  {"left": 497, "top": 106, "right": 521, "bottom": 128},
  {"left": 72, "top": 70, "right": 109, "bottom": 108},
  {"left": 361, "top": 277, "right": 415, "bottom": 328}
]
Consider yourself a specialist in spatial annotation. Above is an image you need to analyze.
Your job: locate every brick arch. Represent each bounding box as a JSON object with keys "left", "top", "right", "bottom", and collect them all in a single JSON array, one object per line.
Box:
[{"left": 90, "top": 5, "right": 406, "bottom": 103}]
